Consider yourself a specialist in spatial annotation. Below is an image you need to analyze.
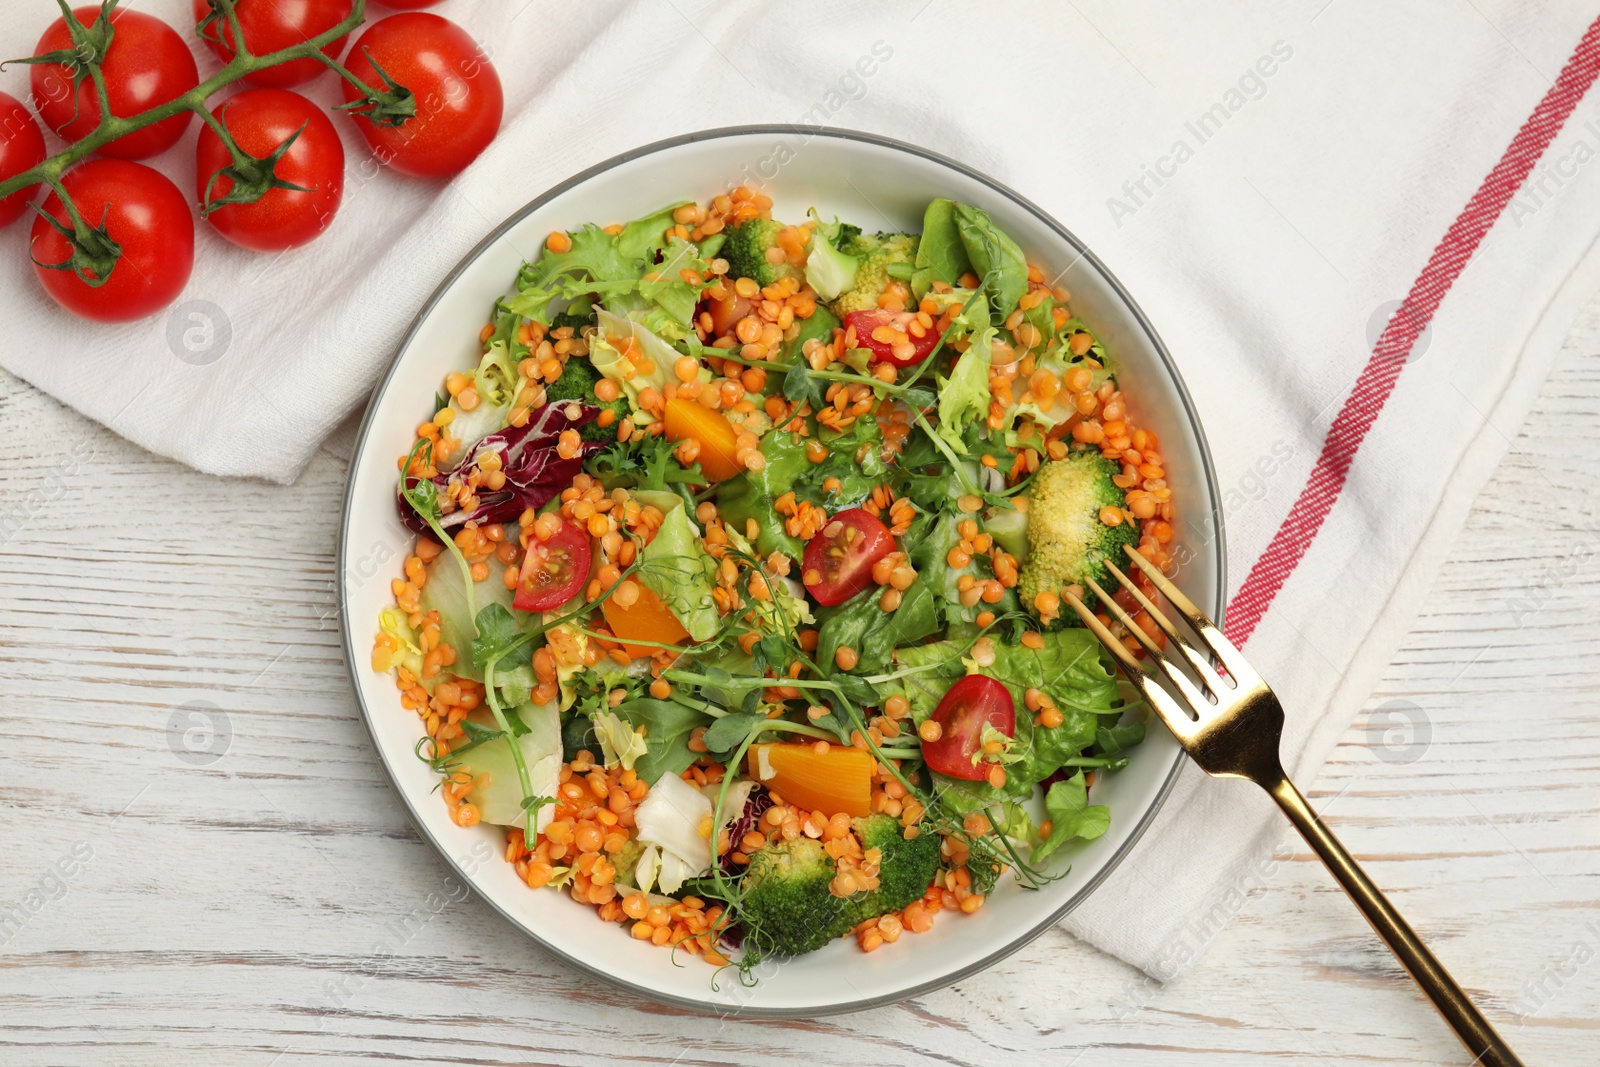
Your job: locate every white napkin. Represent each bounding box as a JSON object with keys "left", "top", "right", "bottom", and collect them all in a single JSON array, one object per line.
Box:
[{"left": 4, "top": 0, "right": 1599, "bottom": 980}]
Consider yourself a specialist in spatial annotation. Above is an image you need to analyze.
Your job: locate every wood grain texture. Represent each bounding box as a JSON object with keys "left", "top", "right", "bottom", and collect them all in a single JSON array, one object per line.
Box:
[{"left": 2, "top": 296, "right": 1598, "bottom": 1066}]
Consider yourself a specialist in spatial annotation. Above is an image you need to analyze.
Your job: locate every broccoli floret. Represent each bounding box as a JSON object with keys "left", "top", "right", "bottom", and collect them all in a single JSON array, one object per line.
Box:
[
  {"left": 611, "top": 837, "right": 647, "bottom": 889},
  {"left": 543, "top": 357, "right": 625, "bottom": 445},
  {"left": 853, "top": 813, "right": 942, "bottom": 915},
  {"left": 1017, "top": 450, "right": 1141, "bottom": 613},
  {"left": 723, "top": 217, "right": 801, "bottom": 288},
  {"left": 738, "top": 814, "right": 940, "bottom": 956},
  {"left": 830, "top": 231, "right": 919, "bottom": 315},
  {"left": 738, "top": 837, "right": 840, "bottom": 955}
]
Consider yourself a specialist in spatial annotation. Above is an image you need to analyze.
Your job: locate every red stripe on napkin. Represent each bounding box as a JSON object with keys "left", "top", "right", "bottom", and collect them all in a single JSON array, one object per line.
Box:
[{"left": 1225, "top": 15, "right": 1600, "bottom": 645}]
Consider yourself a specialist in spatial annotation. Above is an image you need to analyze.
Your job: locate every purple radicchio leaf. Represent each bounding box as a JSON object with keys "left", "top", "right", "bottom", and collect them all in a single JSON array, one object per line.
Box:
[
  {"left": 397, "top": 402, "right": 606, "bottom": 535},
  {"left": 718, "top": 785, "right": 773, "bottom": 875},
  {"left": 716, "top": 784, "right": 775, "bottom": 949}
]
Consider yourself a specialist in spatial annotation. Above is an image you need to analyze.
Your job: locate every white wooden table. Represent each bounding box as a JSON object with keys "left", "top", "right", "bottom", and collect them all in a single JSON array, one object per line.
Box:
[{"left": 2, "top": 295, "right": 1597, "bottom": 1067}]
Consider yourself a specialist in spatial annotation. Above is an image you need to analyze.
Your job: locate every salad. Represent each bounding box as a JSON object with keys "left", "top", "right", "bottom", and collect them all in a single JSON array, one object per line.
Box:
[{"left": 371, "top": 185, "right": 1178, "bottom": 972}]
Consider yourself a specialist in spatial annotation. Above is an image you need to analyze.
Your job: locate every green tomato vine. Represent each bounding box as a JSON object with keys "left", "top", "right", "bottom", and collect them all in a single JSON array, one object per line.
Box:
[{"left": 0, "top": 0, "right": 418, "bottom": 284}]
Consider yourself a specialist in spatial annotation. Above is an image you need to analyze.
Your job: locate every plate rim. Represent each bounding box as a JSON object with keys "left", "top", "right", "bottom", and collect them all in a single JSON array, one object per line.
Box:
[{"left": 338, "top": 123, "right": 1227, "bottom": 1018}]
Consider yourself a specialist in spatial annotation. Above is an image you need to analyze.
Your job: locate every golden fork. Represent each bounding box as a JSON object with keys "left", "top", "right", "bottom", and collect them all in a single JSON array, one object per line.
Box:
[{"left": 1066, "top": 546, "right": 1524, "bottom": 1067}]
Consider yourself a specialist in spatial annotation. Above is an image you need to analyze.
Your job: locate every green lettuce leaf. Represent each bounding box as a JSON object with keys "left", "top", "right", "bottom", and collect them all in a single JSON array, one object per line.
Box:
[
  {"left": 1032, "top": 771, "right": 1111, "bottom": 863},
  {"left": 816, "top": 579, "right": 939, "bottom": 676},
  {"left": 936, "top": 328, "right": 996, "bottom": 451},
  {"left": 911, "top": 198, "right": 974, "bottom": 299},
  {"left": 638, "top": 504, "right": 721, "bottom": 642},
  {"left": 953, "top": 202, "right": 1028, "bottom": 323}
]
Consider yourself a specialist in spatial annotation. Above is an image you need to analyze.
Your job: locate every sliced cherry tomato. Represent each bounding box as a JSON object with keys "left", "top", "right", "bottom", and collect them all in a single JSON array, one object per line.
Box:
[
  {"left": 31, "top": 160, "right": 193, "bottom": 323},
  {"left": 196, "top": 89, "right": 345, "bottom": 252},
  {"left": 662, "top": 397, "right": 742, "bottom": 482},
  {"left": 844, "top": 308, "right": 942, "bottom": 368},
  {"left": 801, "top": 507, "right": 895, "bottom": 607},
  {"left": 0, "top": 93, "right": 46, "bottom": 228},
  {"left": 513, "top": 518, "right": 591, "bottom": 612},
  {"left": 922, "top": 675, "right": 1016, "bottom": 781},
  {"left": 601, "top": 582, "right": 689, "bottom": 659},
  {"left": 703, "top": 288, "right": 752, "bottom": 336},
  {"left": 31, "top": 6, "right": 198, "bottom": 159},
  {"left": 193, "top": 0, "right": 353, "bottom": 89},
  {"left": 339, "top": 13, "right": 502, "bottom": 178},
  {"left": 746, "top": 742, "right": 874, "bottom": 818}
]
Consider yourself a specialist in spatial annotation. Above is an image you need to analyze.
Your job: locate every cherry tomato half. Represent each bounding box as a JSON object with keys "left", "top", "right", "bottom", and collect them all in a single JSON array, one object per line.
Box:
[
  {"left": 31, "top": 160, "right": 194, "bottom": 323},
  {"left": 922, "top": 675, "right": 1016, "bottom": 781},
  {"left": 845, "top": 308, "right": 943, "bottom": 368},
  {"left": 801, "top": 507, "right": 895, "bottom": 607},
  {"left": 31, "top": 6, "right": 198, "bottom": 159},
  {"left": 513, "top": 518, "right": 591, "bottom": 612},
  {"left": 339, "top": 13, "right": 502, "bottom": 179},
  {"left": 0, "top": 93, "right": 46, "bottom": 228},
  {"left": 193, "top": 0, "right": 353, "bottom": 89},
  {"left": 197, "top": 89, "right": 345, "bottom": 252}
]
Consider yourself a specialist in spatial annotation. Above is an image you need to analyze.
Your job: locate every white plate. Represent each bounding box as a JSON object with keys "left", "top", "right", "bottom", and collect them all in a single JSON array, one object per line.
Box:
[{"left": 339, "top": 127, "right": 1225, "bottom": 1017}]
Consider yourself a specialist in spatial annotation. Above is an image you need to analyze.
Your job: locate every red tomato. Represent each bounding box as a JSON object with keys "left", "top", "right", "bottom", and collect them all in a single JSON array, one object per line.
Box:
[
  {"left": 339, "top": 13, "right": 502, "bottom": 179},
  {"left": 31, "top": 160, "right": 194, "bottom": 323},
  {"left": 375, "top": 0, "right": 442, "bottom": 7},
  {"left": 801, "top": 507, "right": 896, "bottom": 607},
  {"left": 0, "top": 93, "right": 46, "bottom": 228},
  {"left": 192, "top": 0, "right": 353, "bottom": 88},
  {"left": 844, "top": 308, "right": 943, "bottom": 368},
  {"left": 196, "top": 89, "right": 345, "bottom": 252},
  {"left": 30, "top": 7, "right": 198, "bottom": 159},
  {"left": 514, "top": 519, "right": 591, "bottom": 612},
  {"left": 922, "top": 675, "right": 1016, "bottom": 781},
  {"left": 703, "top": 289, "right": 752, "bottom": 336}
]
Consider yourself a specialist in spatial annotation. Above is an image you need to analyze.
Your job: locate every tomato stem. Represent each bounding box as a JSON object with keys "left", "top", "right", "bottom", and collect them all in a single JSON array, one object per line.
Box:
[
  {"left": 304, "top": 46, "right": 386, "bottom": 100},
  {"left": 28, "top": 171, "right": 122, "bottom": 288},
  {"left": 328, "top": 47, "right": 417, "bottom": 127},
  {"left": 195, "top": 100, "right": 315, "bottom": 217}
]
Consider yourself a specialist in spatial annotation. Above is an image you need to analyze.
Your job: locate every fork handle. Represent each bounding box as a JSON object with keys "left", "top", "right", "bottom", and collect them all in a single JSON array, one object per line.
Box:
[{"left": 1265, "top": 775, "right": 1524, "bottom": 1067}]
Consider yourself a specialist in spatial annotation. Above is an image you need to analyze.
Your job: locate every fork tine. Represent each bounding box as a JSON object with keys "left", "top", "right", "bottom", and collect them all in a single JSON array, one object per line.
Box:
[
  {"left": 1064, "top": 592, "right": 1199, "bottom": 742},
  {"left": 1121, "top": 546, "right": 1262, "bottom": 688},
  {"left": 1063, "top": 588, "right": 1143, "bottom": 677},
  {"left": 1083, "top": 575, "right": 1212, "bottom": 716},
  {"left": 1102, "top": 558, "right": 1219, "bottom": 696}
]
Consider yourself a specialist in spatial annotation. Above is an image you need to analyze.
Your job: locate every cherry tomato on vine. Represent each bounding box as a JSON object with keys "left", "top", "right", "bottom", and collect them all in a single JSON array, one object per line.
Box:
[
  {"left": 31, "top": 160, "right": 193, "bottom": 323},
  {"left": 0, "top": 93, "right": 46, "bottom": 228},
  {"left": 196, "top": 89, "right": 345, "bottom": 252},
  {"left": 844, "top": 308, "right": 943, "bottom": 368},
  {"left": 801, "top": 507, "right": 896, "bottom": 607},
  {"left": 921, "top": 675, "right": 1016, "bottom": 781},
  {"left": 513, "top": 518, "right": 591, "bottom": 612},
  {"left": 339, "top": 13, "right": 502, "bottom": 179},
  {"left": 30, "top": 6, "right": 198, "bottom": 160},
  {"left": 192, "top": 0, "right": 353, "bottom": 89}
]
